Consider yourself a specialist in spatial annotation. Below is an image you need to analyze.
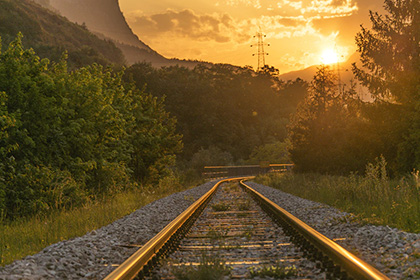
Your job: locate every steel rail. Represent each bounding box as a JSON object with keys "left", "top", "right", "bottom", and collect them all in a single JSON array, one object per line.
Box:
[
  {"left": 240, "top": 180, "right": 390, "bottom": 280},
  {"left": 104, "top": 177, "right": 251, "bottom": 280}
]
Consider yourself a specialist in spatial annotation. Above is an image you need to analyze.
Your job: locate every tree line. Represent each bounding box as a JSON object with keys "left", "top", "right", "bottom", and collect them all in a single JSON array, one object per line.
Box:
[
  {"left": 289, "top": 0, "right": 419, "bottom": 176},
  {"left": 124, "top": 63, "right": 307, "bottom": 171}
]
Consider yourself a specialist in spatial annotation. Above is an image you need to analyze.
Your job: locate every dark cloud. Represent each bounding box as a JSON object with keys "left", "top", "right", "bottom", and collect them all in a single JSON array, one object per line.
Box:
[{"left": 130, "top": 9, "right": 246, "bottom": 43}]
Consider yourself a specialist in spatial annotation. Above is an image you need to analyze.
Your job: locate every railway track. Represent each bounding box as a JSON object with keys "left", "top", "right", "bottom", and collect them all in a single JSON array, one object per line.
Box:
[{"left": 104, "top": 177, "right": 390, "bottom": 280}]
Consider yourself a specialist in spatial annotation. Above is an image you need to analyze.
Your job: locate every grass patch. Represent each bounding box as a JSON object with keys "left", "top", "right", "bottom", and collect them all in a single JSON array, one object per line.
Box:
[
  {"left": 249, "top": 264, "right": 297, "bottom": 278},
  {"left": 172, "top": 252, "right": 231, "bottom": 280},
  {"left": 210, "top": 202, "right": 231, "bottom": 212},
  {"left": 255, "top": 158, "right": 420, "bottom": 233},
  {"left": 240, "top": 225, "right": 254, "bottom": 240},
  {"left": 224, "top": 183, "right": 238, "bottom": 194},
  {"left": 238, "top": 200, "right": 251, "bottom": 211},
  {"left": 206, "top": 227, "right": 229, "bottom": 240},
  {"left": 236, "top": 212, "right": 250, "bottom": 218},
  {"left": 0, "top": 176, "right": 199, "bottom": 266}
]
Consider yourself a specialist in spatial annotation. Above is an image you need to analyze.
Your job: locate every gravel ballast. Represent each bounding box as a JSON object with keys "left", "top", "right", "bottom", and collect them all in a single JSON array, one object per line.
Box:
[
  {"left": 0, "top": 181, "right": 217, "bottom": 280},
  {"left": 1, "top": 180, "right": 419, "bottom": 279}
]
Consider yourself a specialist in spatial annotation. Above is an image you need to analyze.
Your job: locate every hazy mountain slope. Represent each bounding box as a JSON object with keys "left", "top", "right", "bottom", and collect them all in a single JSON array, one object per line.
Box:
[
  {"left": 40, "top": 0, "right": 199, "bottom": 67},
  {"left": 279, "top": 52, "right": 370, "bottom": 99},
  {"left": 48, "top": 0, "right": 148, "bottom": 50},
  {"left": 279, "top": 52, "right": 360, "bottom": 81},
  {"left": 0, "top": 0, "right": 125, "bottom": 67}
]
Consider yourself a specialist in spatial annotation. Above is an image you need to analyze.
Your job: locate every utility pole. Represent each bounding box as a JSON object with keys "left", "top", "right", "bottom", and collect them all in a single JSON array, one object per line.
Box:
[{"left": 251, "top": 27, "right": 269, "bottom": 72}]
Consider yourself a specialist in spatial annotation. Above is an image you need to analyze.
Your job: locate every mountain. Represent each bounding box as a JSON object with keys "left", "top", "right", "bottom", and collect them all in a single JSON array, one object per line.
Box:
[
  {"left": 48, "top": 0, "right": 148, "bottom": 50},
  {"left": 279, "top": 52, "right": 371, "bottom": 100},
  {"left": 0, "top": 0, "right": 125, "bottom": 67},
  {"left": 39, "top": 0, "right": 199, "bottom": 67}
]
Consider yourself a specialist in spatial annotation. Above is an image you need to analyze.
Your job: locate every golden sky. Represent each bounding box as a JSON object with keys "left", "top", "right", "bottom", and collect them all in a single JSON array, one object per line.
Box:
[{"left": 119, "top": 0, "right": 384, "bottom": 73}]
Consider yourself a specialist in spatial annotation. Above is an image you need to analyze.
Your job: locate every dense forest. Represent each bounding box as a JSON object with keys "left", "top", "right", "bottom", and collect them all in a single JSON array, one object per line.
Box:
[{"left": 124, "top": 63, "right": 307, "bottom": 166}]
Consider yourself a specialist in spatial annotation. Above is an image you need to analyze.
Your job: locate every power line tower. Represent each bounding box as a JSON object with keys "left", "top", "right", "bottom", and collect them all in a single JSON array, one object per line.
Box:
[{"left": 251, "top": 28, "right": 269, "bottom": 72}]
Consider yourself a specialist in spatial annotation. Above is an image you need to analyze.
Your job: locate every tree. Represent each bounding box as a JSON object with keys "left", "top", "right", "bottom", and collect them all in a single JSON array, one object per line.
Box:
[
  {"left": 353, "top": 0, "right": 420, "bottom": 172},
  {"left": 288, "top": 66, "right": 364, "bottom": 174}
]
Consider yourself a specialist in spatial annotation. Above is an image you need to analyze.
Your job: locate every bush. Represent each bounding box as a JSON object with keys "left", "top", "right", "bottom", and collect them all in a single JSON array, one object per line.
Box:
[
  {"left": 6, "top": 165, "right": 87, "bottom": 218},
  {"left": 246, "top": 141, "right": 290, "bottom": 164},
  {"left": 256, "top": 157, "right": 420, "bottom": 232},
  {"left": 0, "top": 34, "right": 182, "bottom": 219},
  {"left": 190, "top": 146, "right": 233, "bottom": 173}
]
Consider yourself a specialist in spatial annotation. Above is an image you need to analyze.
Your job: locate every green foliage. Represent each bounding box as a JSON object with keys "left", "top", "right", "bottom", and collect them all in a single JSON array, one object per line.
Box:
[
  {"left": 0, "top": 91, "right": 17, "bottom": 215},
  {"left": 255, "top": 159, "right": 420, "bottom": 233},
  {"left": 288, "top": 66, "right": 366, "bottom": 174},
  {"left": 124, "top": 63, "right": 308, "bottom": 164},
  {"left": 0, "top": 173, "right": 195, "bottom": 266},
  {"left": 249, "top": 264, "right": 297, "bottom": 279},
  {"left": 6, "top": 165, "right": 85, "bottom": 219},
  {"left": 353, "top": 0, "right": 420, "bottom": 173},
  {"left": 190, "top": 146, "right": 233, "bottom": 173},
  {"left": 210, "top": 202, "right": 231, "bottom": 212},
  {"left": 246, "top": 140, "right": 290, "bottom": 164},
  {"left": 0, "top": 0, "right": 124, "bottom": 68},
  {"left": 172, "top": 253, "right": 231, "bottom": 280},
  {"left": 0, "top": 35, "right": 181, "bottom": 219}
]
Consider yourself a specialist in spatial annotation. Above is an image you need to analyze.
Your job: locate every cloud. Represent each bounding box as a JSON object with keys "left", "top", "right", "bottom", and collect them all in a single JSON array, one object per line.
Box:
[
  {"left": 300, "top": 0, "right": 358, "bottom": 14},
  {"left": 127, "top": 9, "right": 251, "bottom": 43},
  {"left": 278, "top": 0, "right": 303, "bottom": 10},
  {"left": 225, "top": 0, "right": 262, "bottom": 9}
]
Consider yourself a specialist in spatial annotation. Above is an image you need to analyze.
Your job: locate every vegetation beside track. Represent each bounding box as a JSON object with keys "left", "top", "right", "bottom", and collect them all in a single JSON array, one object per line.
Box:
[
  {"left": 0, "top": 174, "right": 203, "bottom": 266},
  {"left": 255, "top": 158, "right": 420, "bottom": 233}
]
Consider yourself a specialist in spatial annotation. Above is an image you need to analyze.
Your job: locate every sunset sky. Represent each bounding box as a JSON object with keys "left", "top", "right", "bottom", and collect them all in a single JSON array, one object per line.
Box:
[{"left": 119, "top": 0, "right": 385, "bottom": 73}]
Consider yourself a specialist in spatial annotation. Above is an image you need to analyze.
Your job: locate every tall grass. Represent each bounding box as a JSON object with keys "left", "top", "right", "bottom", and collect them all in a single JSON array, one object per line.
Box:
[
  {"left": 256, "top": 157, "right": 420, "bottom": 233},
  {"left": 0, "top": 175, "right": 202, "bottom": 266}
]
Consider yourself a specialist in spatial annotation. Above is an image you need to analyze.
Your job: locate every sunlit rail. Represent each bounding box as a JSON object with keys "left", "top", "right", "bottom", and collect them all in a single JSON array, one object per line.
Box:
[{"left": 104, "top": 177, "right": 389, "bottom": 280}]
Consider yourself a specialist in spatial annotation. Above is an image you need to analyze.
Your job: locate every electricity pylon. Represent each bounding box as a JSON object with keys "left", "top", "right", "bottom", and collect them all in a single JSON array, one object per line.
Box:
[{"left": 251, "top": 27, "right": 269, "bottom": 72}]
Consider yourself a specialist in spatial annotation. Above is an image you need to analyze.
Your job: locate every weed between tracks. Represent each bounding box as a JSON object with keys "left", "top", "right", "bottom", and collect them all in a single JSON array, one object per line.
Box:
[
  {"left": 210, "top": 202, "right": 231, "bottom": 212},
  {"left": 172, "top": 252, "right": 231, "bottom": 280},
  {"left": 207, "top": 227, "right": 230, "bottom": 240},
  {"left": 237, "top": 199, "right": 251, "bottom": 211},
  {"left": 249, "top": 264, "right": 298, "bottom": 279}
]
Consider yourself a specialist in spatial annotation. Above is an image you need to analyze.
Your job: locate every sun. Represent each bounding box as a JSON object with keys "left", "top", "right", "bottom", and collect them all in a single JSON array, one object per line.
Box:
[{"left": 321, "top": 48, "right": 339, "bottom": 65}]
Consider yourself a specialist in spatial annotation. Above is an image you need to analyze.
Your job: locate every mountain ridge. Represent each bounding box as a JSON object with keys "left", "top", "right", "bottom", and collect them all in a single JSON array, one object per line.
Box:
[
  {"left": 279, "top": 52, "right": 371, "bottom": 99},
  {"left": 0, "top": 0, "right": 125, "bottom": 67},
  {"left": 35, "top": 0, "right": 200, "bottom": 67}
]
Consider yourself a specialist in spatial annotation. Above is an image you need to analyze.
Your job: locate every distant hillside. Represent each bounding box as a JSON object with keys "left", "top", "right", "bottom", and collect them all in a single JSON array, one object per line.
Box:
[
  {"left": 0, "top": 0, "right": 125, "bottom": 67},
  {"left": 279, "top": 52, "right": 360, "bottom": 81},
  {"left": 279, "top": 52, "right": 371, "bottom": 100},
  {"left": 40, "top": 0, "right": 199, "bottom": 68},
  {"left": 48, "top": 0, "right": 148, "bottom": 50}
]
